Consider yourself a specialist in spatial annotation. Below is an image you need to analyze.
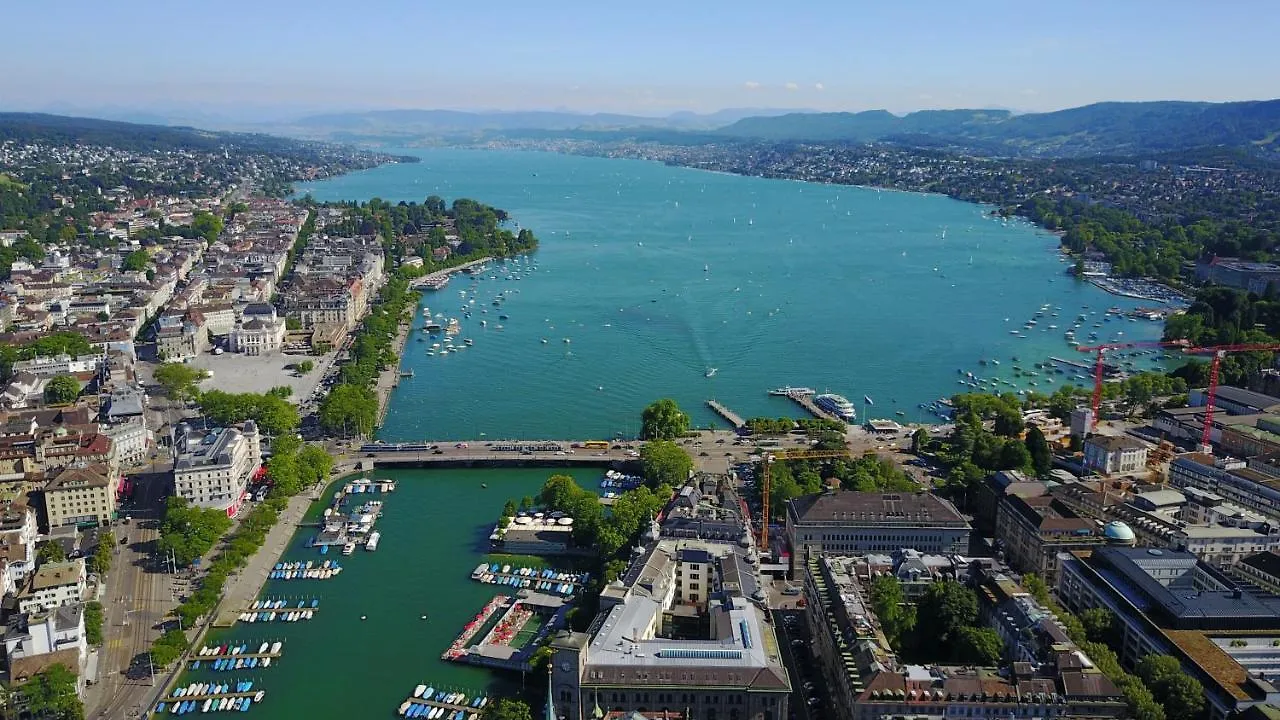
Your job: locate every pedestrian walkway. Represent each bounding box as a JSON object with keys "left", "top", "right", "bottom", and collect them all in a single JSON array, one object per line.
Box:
[{"left": 217, "top": 486, "right": 322, "bottom": 621}]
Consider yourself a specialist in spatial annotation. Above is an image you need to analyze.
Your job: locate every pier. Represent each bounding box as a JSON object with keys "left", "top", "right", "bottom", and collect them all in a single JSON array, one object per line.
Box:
[
  {"left": 409, "top": 257, "right": 494, "bottom": 290},
  {"left": 786, "top": 393, "right": 842, "bottom": 423},
  {"left": 213, "top": 605, "right": 319, "bottom": 628},
  {"left": 706, "top": 399, "right": 745, "bottom": 430}
]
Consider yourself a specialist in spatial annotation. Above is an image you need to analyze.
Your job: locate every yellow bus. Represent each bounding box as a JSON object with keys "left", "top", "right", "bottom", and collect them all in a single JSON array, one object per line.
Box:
[{"left": 582, "top": 440, "right": 610, "bottom": 450}]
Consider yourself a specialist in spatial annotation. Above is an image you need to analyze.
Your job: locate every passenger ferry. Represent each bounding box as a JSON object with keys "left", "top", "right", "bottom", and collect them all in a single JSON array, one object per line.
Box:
[
  {"left": 814, "top": 393, "right": 857, "bottom": 421},
  {"left": 768, "top": 386, "right": 816, "bottom": 397}
]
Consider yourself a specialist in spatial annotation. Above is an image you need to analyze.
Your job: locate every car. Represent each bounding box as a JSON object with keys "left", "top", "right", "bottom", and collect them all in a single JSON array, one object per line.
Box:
[
  {"left": 430, "top": 444, "right": 439, "bottom": 450},
  {"left": 555, "top": 451, "right": 566, "bottom": 456},
  {"left": 432, "top": 449, "right": 444, "bottom": 455},
  {"left": 699, "top": 451, "right": 709, "bottom": 457}
]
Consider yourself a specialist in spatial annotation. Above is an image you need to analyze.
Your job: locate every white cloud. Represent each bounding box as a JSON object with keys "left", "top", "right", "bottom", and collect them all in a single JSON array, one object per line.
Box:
[
  {"left": 743, "top": 81, "right": 761, "bottom": 90},
  {"left": 784, "top": 82, "right": 799, "bottom": 91},
  {"left": 814, "top": 83, "right": 824, "bottom": 91}
]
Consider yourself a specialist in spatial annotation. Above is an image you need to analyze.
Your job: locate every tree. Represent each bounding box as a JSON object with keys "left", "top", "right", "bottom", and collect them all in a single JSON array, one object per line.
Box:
[
  {"left": 156, "top": 497, "right": 232, "bottom": 567},
  {"left": 1136, "top": 655, "right": 1205, "bottom": 720},
  {"left": 640, "top": 398, "right": 690, "bottom": 440},
  {"left": 20, "top": 663, "right": 83, "bottom": 720},
  {"left": 911, "top": 428, "right": 929, "bottom": 454},
  {"left": 88, "top": 530, "right": 113, "bottom": 575},
  {"left": 84, "top": 602, "right": 104, "bottom": 645},
  {"left": 913, "top": 580, "right": 979, "bottom": 654},
  {"left": 296, "top": 444, "right": 333, "bottom": 488},
  {"left": 481, "top": 698, "right": 532, "bottom": 720},
  {"left": 149, "top": 629, "right": 189, "bottom": 668},
  {"left": 1024, "top": 425, "right": 1052, "bottom": 476},
  {"left": 37, "top": 540, "right": 66, "bottom": 565},
  {"left": 296, "top": 360, "right": 314, "bottom": 374},
  {"left": 42, "top": 375, "right": 80, "bottom": 405},
  {"left": 640, "top": 440, "right": 692, "bottom": 487},
  {"left": 286, "top": 317, "right": 302, "bottom": 331},
  {"left": 192, "top": 211, "right": 224, "bottom": 243},
  {"left": 869, "top": 575, "right": 915, "bottom": 650},
  {"left": 1022, "top": 573, "right": 1050, "bottom": 604},
  {"left": 121, "top": 249, "right": 150, "bottom": 271},
  {"left": 154, "top": 363, "right": 208, "bottom": 402},
  {"left": 955, "top": 626, "right": 1004, "bottom": 665},
  {"left": 1080, "top": 607, "right": 1116, "bottom": 644},
  {"left": 319, "top": 384, "right": 378, "bottom": 437}
]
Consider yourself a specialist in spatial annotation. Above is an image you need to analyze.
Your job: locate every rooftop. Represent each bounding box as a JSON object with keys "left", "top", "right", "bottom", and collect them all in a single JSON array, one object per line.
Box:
[{"left": 789, "top": 491, "right": 968, "bottom": 528}]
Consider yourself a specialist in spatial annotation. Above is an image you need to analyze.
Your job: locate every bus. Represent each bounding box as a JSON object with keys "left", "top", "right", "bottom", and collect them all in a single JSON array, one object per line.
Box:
[{"left": 582, "top": 440, "right": 610, "bottom": 450}]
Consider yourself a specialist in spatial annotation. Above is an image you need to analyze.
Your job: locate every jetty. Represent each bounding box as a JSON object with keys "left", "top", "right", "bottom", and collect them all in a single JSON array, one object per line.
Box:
[
  {"left": 706, "top": 399, "right": 745, "bottom": 430},
  {"left": 409, "top": 257, "right": 493, "bottom": 291},
  {"left": 786, "top": 393, "right": 842, "bottom": 423},
  {"left": 398, "top": 688, "right": 490, "bottom": 719}
]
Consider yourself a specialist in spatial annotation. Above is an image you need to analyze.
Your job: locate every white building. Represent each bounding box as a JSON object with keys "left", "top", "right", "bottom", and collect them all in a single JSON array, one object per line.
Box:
[
  {"left": 101, "top": 420, "right": 151, "bottom": 467},
  {"left": 16, "top": 560, "right": 87, "bottom": 614},
  {"left": 10, "top": 353, "right": 103, "bottom": 379},
  {"left": 1083, "top": 435, "right": 1149, "bottom": 474},
  {"left": 173, "top": 421, "right": 261, "bottom": 518},
  {"left": 0, "top": 504, "right": 38, "bottom": 596},
  {"left": 3, "top": 604, "right": 88, "bottom": 695},
  {"left": 228, "top": 305, "right": 286, "bottom": 356}
]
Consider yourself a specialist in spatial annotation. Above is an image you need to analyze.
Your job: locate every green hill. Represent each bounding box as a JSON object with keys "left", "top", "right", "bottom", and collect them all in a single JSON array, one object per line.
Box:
[{"left": 715, "top": 100, "right": 1280, "bottom": 157}]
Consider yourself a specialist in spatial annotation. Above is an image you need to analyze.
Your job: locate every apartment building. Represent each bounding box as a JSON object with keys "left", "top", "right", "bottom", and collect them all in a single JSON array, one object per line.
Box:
[{"left": 172, "top": 421, "right": 261, "bottom": 517}]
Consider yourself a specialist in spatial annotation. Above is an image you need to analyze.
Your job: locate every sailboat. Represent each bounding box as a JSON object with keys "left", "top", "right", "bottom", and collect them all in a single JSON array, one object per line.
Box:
[{"left": 705, "top": 368, "right": 718, "bottom": 378}]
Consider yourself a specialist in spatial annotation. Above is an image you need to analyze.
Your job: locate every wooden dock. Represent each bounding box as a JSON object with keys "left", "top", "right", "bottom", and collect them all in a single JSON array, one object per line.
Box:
[
  {"left": 196, "top": 651, "right": 282, "bottom": 661},
  {"left": 706, "top": 399, "right": 746, "bottom": 429},
  {"left": 213, "top": 605, "right": 318, "bottom": 627},
  {"left": 161, "top": 691, "right": 257, "bottom": 704},
  {"left": 406, "top": 696, "right": 482, "bottom": 715}
]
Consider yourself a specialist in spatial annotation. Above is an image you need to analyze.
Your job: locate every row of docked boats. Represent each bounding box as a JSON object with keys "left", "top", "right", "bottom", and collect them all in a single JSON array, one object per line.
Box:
[
  {"left": 342, "top": 478, "right": 396, "bottom": 494},
  {"left": 159, "top": 682, "right": 264, "bottom": 715},
  {"left": 600, "top": 469, "right": 643, "bottom": 490},
  {"left": 196, "top": 641, "right": 282, "bottom": 657},
  {"left": 270, "top": 559, "right": 342, "bottom": 580},
  {"left": 470, "top": 564, "right": 585, "bottom": 595},
  {"left": 398, "top": 687, "right": 491, "bottom": 718},
  {"left": 191, "top": 655, "right": 270, "bottom": 671}
]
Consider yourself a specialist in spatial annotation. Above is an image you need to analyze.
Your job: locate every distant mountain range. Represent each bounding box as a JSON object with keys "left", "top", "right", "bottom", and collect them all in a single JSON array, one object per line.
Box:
[
  {"left": 276, "top": 99, "right": 1280, "bottom": 158},
  {"left": 715, "top": 100, "right": 1280, "bottom": 157},
  {"left": 284, "top": 107, "right": 806, "bottom": 135}
]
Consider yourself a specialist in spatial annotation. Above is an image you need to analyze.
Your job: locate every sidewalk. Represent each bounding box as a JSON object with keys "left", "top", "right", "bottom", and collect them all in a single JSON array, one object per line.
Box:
[{"left": 214, "top": 485, "right": 323, "bottom": 624}]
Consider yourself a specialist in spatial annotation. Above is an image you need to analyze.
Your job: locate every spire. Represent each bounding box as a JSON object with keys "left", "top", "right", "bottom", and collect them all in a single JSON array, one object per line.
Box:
[{"left": 545, "top": 661, "right": 557, "bottom": 720}]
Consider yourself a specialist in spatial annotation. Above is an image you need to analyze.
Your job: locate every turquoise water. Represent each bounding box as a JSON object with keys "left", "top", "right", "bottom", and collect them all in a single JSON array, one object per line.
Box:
[
  {"left": 176, "top": 467, "right": 595, "bottom": 719},
  {"left": 296, "top": 149, "right": 1165, "bottom": 440}
]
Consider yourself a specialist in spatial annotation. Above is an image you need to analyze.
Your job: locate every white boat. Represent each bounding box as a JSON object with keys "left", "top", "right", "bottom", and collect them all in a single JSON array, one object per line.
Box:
[
  {"left": 415, "top": 685, "right": 427, "bottom": 698},
  {"left": 705, "top": 368, "right": 717, "bottom": 378},
  {"left": 366, "top": 531, "right": 381, "bottom": 551},
  {"left": 768, "top": 386, "right": 815, "bottom": 396},
  {"left": 342, "top": 542, "right": 356, "bottom": 555},
  {"left": 258, "top": 642, "right": 268, "bottom": 654},
  {"left": 814, "top": 393, "right": 857, "bottom": 422},
  {"left": 270, "top": 641, "right": 282, "bottom": 654}
]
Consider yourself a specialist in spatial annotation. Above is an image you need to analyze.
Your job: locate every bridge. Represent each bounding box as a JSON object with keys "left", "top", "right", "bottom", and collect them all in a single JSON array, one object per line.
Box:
[{"left": 334, "top": 440, "right": 638, "bottom": 472}]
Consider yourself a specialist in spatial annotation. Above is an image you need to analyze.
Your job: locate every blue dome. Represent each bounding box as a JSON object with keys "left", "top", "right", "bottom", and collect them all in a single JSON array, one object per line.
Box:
[{"left": 1103, "top": 521, "right": 1136, "bottom": 544}]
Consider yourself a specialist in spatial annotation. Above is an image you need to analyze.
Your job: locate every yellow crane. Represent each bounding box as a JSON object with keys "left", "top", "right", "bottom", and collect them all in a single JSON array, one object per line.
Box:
[{"left": 759, "top": 448, "right": 850, "bottom": 548}]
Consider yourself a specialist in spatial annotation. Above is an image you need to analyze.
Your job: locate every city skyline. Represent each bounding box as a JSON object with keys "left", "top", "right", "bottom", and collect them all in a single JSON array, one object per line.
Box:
[{"left": 4, "top": 0, "right": 1278, "bottom": 121}]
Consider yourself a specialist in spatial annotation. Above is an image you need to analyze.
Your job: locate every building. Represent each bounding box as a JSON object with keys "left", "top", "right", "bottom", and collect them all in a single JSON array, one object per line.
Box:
[
  {"left": 1170, "top": 454, "right": 1280, "bottom": 521},
  {"left": 1190, "top": 386, "right": 1280, "bottom": 417},
  {"left": 42, "top": 464, "right": 117, "bottom": 529},
  {"left": 10, "top": 353, "right": 103, "bottom": 380},
  {"left": 995, "top": 494, "right": 1121, "bottom": 585},
  {"left": 1058, "top": 547, "right": 1280, "bottom": 719},
  {"left": 1196, "top": 258, "right": 1280, "bottom": 295},
  {"left": 549, "top": 536, "right": 788, "bottom": 720},
  {"left": 3, "top": 604, "right": 87, "bottom": 695},
  {"left": 100, "top": 420, "right": 150, "bottom": 467},
  {"left": 1083, "top": 435, "right": 1149, "bottom": 475},
  {"left": 229, "top": 303, "right": 287, "bottom": 355},
  {"left": 785, "top": 491, "right": 970, "bottom": 576},
  {"left": 1234, "top": 551, "right": 1280, "bottom": 594},
  {"left": 803, "top": 553, "right": 1124, "bottom": 720},
  {"left": 15, "top": 560, "right": 86, "bottom": 614},
  {"left": 172, "top": 421, "right": 260, "bottom": 517},
  {"left": 1170, "top": 524, "right": 1280, "bottom": 567},
  {"left": 660, "top": 478, "right": 753, "bottom": 546},
  {"left": 489, "top": 512, "right": 583, "bottom": 556}
]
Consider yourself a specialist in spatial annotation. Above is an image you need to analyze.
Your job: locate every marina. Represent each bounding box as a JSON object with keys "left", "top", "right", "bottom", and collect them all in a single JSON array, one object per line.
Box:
[
  {"left": 442, "top": 592, "right": 571, "bottom": 672},
  {"left": 469, "top": 563, "right": 588, "bottom": 595},
  {"left": 397, "top": 687, "right": 491, "bottom": 719},
  {"left": 156, "top": 681, "right": 265, "bottom": 715},
  {"left": 267, "top": 559, "right": 343, "bottom": 580},
  {"left": 213, "top": 597, "right": 320, "bottom": 627},
  {"left": 189, "top": 641, "right": 284, "bottom": 671}
]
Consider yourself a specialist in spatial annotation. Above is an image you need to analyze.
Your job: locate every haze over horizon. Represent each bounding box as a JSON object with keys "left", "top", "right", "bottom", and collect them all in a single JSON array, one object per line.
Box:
[{"left": 4, "top": 0, "right": 1279, "bottom": 122}]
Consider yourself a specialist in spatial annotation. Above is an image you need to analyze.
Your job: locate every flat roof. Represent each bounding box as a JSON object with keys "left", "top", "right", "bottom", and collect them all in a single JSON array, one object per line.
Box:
[{"left": 789, "top": 491, "right": 969, "bottom": 528}]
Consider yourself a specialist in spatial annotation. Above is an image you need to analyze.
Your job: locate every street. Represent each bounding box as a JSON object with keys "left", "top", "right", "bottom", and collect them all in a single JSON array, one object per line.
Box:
[
  {"left": 772, "top": 608, "right": 825, "bottom": 720},
  {"left": 84, "top": 465, "right": 175, "bottom": 719}
]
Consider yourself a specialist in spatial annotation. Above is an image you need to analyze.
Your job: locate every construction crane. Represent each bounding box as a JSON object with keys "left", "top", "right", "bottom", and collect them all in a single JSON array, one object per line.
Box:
[
  {"left": 1184, "top": 343, "right": 1280, "bottom": 450},
  {"left": 1076, "top": 340, "right": 1190, "bottom": 433},
  {"left": 759, "top": 448, "right": 850, "bottom": 549}
]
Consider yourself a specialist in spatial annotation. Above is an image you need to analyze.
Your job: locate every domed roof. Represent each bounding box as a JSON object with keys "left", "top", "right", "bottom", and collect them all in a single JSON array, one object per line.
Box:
[{"left": 1103, "top": 521, "right": 1136, "bottom": 543}]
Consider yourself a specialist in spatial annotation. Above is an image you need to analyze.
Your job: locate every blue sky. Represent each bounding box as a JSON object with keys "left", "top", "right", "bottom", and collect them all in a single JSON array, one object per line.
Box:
[{"left": 5, "top": 0, "right": 1277, "bottom": 118}]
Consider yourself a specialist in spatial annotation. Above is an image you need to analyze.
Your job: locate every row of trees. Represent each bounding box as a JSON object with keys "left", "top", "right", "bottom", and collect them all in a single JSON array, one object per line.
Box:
[
  {"left": 198, "top": 389, "right": 300, "bottom": 437},
  {"left": 150, "top": 436, "right": 330, "bottom": 663},
  {"left": 758, "top": 452, "right": 919, "bottom": 521}
]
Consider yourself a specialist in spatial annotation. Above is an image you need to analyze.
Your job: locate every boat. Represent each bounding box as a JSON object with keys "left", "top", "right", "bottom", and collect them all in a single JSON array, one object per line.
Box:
[
  {"left": 366, "top": 531, "right": 381, "bottom": 551},
  {"left": 464, "top": 338, "right": 473, "bottom": 346},
  {"left": 769, "top": 386, "right": 815, "bottom": 396},
  {"left": 415, "top": 685, "right": 427, "bottom": 698},
  {"left": 814, "top": 393, "right": 857, "bottom": 422},
  {"left": 705, "top": 368, "right": 718, "bottom": 378},
  {"left": 342, "top": 542, "right": 356, "bottom": 555}
]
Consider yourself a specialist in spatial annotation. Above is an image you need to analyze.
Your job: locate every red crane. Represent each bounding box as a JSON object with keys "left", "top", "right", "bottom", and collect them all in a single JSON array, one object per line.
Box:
[
  {"left": 1184, "top": 343, "right": 1280, "bottom": 450},
  {"left": 1076, "top": 340, "right": 1190, "bottom": 433}
]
